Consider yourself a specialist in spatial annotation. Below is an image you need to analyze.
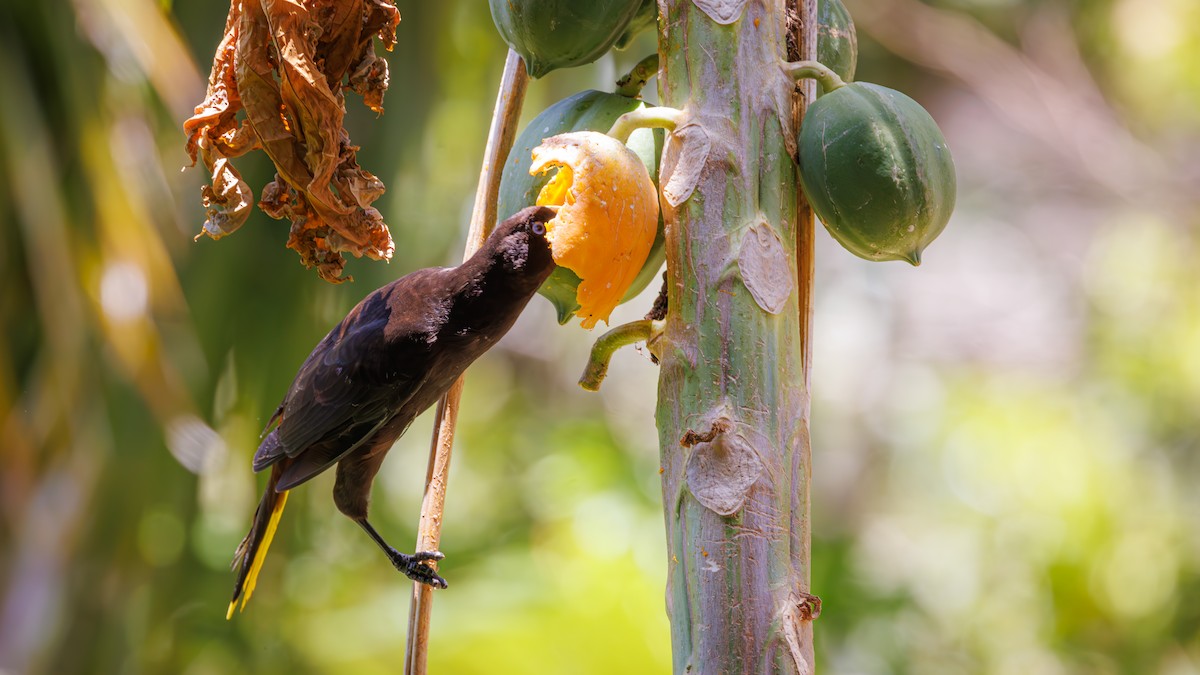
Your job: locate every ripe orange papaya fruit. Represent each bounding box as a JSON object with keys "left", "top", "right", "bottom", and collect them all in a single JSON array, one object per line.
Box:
[{"left": 498, "top": 89, "right": 664, "bottom": 323}]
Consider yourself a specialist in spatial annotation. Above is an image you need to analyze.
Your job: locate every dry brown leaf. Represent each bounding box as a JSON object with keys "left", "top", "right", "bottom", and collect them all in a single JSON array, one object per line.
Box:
[{"left": 183, "top": 0, "right": 400, "bottom": 283}]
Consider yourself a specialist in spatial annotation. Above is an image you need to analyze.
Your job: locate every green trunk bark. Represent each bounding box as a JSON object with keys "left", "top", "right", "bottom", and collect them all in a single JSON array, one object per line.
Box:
[{"left": 655, "top": 0, "right": 816, "bottom": 672}]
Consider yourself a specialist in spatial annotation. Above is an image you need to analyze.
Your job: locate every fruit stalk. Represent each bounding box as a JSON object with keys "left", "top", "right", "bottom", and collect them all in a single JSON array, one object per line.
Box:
[
  {"left": 578, "top": 319, "right": 662, "bottom": 391},
  {"left": 656, "top": 0, "right": 816, "bottom": 672},
  {"left": 782, "top": 59, "right": 847, "bottom": 93},
  {"left": 607, "top": 106, "right": 684, "bottom": 144},
  {"left": 615, "top": 53, "right": 662, "bottom": 97}
]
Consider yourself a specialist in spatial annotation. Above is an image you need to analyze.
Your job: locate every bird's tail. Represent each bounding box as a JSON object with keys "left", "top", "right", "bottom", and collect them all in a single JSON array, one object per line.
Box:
[{"left": 227, "top": 463, "right": 289, "bottom": 619}]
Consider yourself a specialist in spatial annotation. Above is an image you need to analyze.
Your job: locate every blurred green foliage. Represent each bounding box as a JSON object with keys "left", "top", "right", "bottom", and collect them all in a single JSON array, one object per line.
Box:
[{"left": 1, "top": 0, "right": 1198, "bottom": 673}]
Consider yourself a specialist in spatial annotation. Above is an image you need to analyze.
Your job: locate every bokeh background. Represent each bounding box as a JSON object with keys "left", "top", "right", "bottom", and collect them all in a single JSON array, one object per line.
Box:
[{"left": 2, "top": 0, "right": 1199, "bottom": 673}]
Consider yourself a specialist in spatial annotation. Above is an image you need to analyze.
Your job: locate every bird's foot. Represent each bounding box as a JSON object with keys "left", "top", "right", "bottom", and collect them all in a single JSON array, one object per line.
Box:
[{"left": 388, "top": 548, "right": 448, "bottom": 589}]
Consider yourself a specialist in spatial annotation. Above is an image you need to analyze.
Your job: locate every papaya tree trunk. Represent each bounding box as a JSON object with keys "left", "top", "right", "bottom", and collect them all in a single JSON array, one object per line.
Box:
[{"left": 655, "top": 0, "right": 817, "bottom": 672}]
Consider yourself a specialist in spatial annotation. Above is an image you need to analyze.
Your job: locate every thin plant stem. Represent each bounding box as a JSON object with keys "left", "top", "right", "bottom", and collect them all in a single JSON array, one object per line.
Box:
[{"left": 403, "top": 48, "right": 529, "bottom": 675}]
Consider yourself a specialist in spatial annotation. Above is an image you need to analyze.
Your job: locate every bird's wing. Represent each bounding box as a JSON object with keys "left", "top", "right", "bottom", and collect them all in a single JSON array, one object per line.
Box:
[
  {"left": 269, "top": 415, "right": 397, "bottom": 491},
  {"left": 252, "top": 270, "right": 448, "bottom": 477}
]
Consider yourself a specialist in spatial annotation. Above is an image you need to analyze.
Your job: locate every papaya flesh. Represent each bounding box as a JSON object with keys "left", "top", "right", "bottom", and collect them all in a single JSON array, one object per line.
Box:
[
  {"left": 498, "top": 89, "right": 664, "bottom": 324},
  {"left": 531, "top": 131, "right": 660, "bottom": 330},
  {"left": 798, "top": 82, "right": 956, "bottom": 264}
]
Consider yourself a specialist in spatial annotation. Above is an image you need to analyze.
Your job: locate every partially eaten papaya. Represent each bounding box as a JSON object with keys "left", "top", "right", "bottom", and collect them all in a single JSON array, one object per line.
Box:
[
  {"left": 498, "top": 89, "right": 664, "bottom": 324},
  {"left": 530, "top": 132, "right": 659, "bottom": 329}
]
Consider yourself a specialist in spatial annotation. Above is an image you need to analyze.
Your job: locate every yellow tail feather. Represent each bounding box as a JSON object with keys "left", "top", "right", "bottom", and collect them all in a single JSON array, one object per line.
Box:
[{"left": 226, "top": 489, "right": 289, "bottom": 619}]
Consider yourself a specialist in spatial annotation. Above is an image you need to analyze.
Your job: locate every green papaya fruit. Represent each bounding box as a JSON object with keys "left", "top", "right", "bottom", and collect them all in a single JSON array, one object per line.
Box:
[
  {"left": 489, "top": 0, "right": 645, "bottom": 79},
  {"left": 818, "top": 0, "right": 857, "bottom": 83},
  {"left": 798, "top": 82, "right": 956, "bottom": 264},
  {"left": 498, "top": 89, "right": 665, "bottom": 324},
  {"left": 614, "top": 0, "right": 657, "bottom": 50}
]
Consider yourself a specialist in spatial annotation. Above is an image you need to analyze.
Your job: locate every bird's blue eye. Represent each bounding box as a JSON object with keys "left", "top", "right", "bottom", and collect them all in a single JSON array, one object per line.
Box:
[{"left": 532, "top": 221, "right": 546, "bottom": 236}]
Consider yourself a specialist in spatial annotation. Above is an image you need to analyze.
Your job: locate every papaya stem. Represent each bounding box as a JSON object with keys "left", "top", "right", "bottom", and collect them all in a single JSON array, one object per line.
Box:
[
  {"left": 615, "top": 53, "right": 661, "bottom": 98},
  {"left": 781, "top": 59, "right": 847, "bottom": 94},
  {"left": 579, "top": 319, "right": 660, "bottom": 391},
  {"left": 608, "top": 106, "right": 685, "bottom": 144}
]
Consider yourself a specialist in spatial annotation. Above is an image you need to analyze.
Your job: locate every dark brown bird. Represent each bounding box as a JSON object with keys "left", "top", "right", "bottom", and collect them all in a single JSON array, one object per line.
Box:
[{"left": 227, "top": 206, "right": 558, "bottom": 618}]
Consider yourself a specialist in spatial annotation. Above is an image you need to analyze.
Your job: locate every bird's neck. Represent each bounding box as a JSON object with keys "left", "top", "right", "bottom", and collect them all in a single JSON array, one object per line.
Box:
[
  {"left": 444, "top": 244, "right": 551, "bottom": 331},
  {"left": 461, "top": 238, "right": 551, "bottom": 297}
]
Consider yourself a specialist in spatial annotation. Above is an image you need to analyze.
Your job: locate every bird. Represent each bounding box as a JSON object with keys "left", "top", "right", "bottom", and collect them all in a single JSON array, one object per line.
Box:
[{"left": 227, "top": 205, "right": 559, "bottom": 618}]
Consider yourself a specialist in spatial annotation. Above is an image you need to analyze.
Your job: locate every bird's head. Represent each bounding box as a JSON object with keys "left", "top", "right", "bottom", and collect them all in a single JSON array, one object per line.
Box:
[{"left": 490, "top": 205, "right": 557, "bottom": 276}]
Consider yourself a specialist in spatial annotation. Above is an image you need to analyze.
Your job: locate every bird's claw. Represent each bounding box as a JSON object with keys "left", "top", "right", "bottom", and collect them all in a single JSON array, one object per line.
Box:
[{"left": 394, "top": 549, "right": 448, "bottom": 589}]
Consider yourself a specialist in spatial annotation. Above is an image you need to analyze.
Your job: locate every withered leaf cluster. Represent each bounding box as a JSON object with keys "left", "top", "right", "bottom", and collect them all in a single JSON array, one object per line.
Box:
[{"left": 184, "top": 0, "right": 401, "bottom": 283}]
